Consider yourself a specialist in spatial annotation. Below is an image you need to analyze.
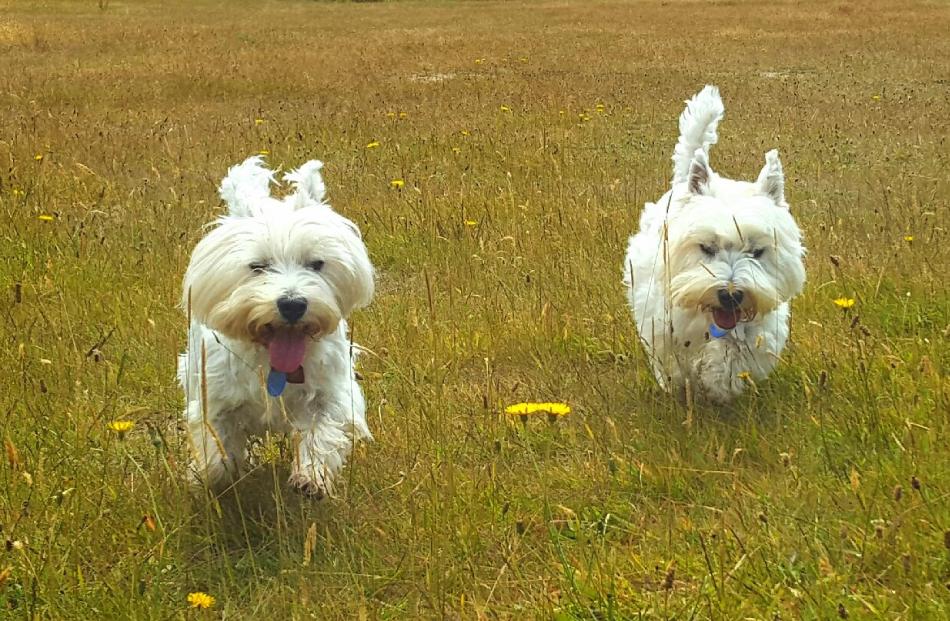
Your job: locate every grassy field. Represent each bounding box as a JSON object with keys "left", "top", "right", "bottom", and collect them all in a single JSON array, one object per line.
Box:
[{"left": 1, "top": 0, "right": 949, "bottom": 618}]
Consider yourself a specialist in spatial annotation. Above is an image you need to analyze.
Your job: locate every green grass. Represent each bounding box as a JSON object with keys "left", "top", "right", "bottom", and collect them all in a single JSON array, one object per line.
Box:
[{"left": 1, "top": 0, "right": 948, "bottom": 618}]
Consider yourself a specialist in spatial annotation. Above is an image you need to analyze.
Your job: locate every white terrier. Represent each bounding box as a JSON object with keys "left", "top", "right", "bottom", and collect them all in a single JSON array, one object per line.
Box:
[
  {"left": 178, "top": 156, "right": 374, "bottom": 497},
  {"left": 623, "top": 86, "right": 805, "bottom": 404}
]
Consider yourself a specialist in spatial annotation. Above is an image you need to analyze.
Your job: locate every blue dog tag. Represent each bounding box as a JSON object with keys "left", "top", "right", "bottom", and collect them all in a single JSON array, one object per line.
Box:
[
  {"left": 709, "top": 323, "right": 730, "bottom": 339},
  {"left": 267, "top": 369, "right": 288, "bottom": 397}
]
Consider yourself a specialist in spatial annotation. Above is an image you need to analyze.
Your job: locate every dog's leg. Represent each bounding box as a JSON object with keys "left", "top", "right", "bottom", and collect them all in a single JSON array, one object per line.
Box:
[
  {"left": 744, "top": 313, "right": 788, "bottom": 379},
  {"left": 185, "top": 401, "right": 247, "bottom": 489},
  {"left": 693, "top": 340, "right": 747, "bottom": 405},
  {"left": 288, "top": 414, "right": 357, "bottom": 499}
]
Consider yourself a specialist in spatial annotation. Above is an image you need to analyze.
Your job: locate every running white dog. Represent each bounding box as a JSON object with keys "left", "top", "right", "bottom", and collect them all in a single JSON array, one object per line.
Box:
[
  {"left": 623, "top": 86, "right": 805, "bottom": 404},
  {"left": 179, "top": 156, "right": 374, "bottom": 497}
]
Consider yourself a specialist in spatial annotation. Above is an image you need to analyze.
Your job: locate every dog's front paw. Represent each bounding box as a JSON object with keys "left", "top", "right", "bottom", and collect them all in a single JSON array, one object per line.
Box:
[
  {"left": 288, "top": 472, "right": 326, "bottom": 499},
  {"left": 693, "top": 342, "right": 745, "bottom": 405},
  {"left": 702, "top": 380, "right": 741, "bottom": 406}
]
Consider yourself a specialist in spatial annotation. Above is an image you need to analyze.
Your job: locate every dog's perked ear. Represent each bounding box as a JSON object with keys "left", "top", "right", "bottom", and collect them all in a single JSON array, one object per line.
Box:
[
  {"left": 756, "top": 149, "right": 787, "bottom": 207},
  {"left": 284, "top": 160, "right": 328, "bottom": 207},
  {"left": 219, "top": 156, "right": 275, "bottom": 217},
  {"left": 687, "top": 148, "right": 712, "bottom": 195}
]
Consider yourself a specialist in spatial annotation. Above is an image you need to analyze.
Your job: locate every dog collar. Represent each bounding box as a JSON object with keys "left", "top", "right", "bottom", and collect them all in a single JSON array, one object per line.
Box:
[
  {"left": 709, "top": 323, "right": 731, "bottom": 339},
  {"left": 266, "top": 366, "right": 305, "bottom": 397}
]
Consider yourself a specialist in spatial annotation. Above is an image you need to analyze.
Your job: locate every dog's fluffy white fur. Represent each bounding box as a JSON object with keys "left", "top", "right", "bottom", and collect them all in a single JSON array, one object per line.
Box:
[
  {"left": 623, "top": 86, "right": 806, "bottom": 404},
  {"left": 178, "top": 156, "right": 374, "bottom": 497}
]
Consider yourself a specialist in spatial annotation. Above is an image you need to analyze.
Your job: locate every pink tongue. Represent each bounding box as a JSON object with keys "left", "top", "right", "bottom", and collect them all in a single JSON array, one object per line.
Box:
[
  {"left": 713, "top": 308, "right": 739, "bottom": 330},
  {"left": 268, "top": 333, "right": 307, "bottom": 373}
]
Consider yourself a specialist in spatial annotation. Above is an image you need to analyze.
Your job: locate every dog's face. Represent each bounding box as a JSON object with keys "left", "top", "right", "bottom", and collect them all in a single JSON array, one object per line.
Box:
[
  {"left": 666, "top": 150, "right": 805, "bottom": 329},
  {"left": 184, "top": 160, "right": 373, "bottom": 369}
]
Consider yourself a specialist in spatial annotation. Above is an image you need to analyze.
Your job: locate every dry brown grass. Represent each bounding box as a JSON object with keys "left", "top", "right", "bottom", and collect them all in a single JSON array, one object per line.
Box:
[{"left": 1, "top": 0, "right": 948, "bottom": 618}]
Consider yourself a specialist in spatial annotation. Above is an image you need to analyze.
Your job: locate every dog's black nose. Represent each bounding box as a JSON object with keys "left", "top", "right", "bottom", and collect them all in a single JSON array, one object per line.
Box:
[
  {"left": 277, "top": 297, "right": 308, "bottom": 323},
  {"left": 717, "top": 288, "right": 744, "bottom": 309}
]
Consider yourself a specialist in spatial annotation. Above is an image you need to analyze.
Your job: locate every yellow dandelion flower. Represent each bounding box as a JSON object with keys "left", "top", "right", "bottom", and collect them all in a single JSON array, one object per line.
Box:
[
  {"left": 871, "top": 95, "right": 881, "bottom": 101},
  {"left": 595, "top": 103, "right": 605, "bottom": 112},
  {"left": 187, "top": 592, "right": 215, "bottom": 609},
  {"left": 559, "top": 110, "right": 566, "bottom": 115},
  {"left": 386, "top": 111, "right": 396, "bottom": 119},
  {"left": 366, "top": 141, "right": 380, "bottom": 149},
  {"left": 737, "top": 371, "right": 752, "bottom": 382},
  {"left": 452, "top": 147, "right": 461, "bottom": 154},
  {"left": 460, "top": 130, "right": 470, "bottom": 137},
  {"left": 903, "top": 235, "right": 913, "bottom": 242},
  {"left": 519, "top": 56, "right": 528, "bottom": 63},
  {"left": 38, "top": 214, "right": 55, "bottom": 222},
  {"left": 474, "top": 58, "right": 484, "bottom": 64},
  {"left": 390, "top": 179, "right": 405, "bottom": 189},
  {"left": 398, "top": 112, "right": 408, "bottom": 119},
  {"left": 464, "top": 219, "right": 478, "bottom": 226},
  {"left": 505, "top": 402, "right": 571, "bottom": 420},
  {"left": 13, "top": 188, "right": 25, "bottom": 197},
  {"left": 34, "top": 154, "right": 44, "bottom": 162},
  {"left": 107, "top": 420, "right": 134, "bottom": 434},
  {"left": 258, "top": 149, "right": 270, "bottom": 156},
  {"left": 500, "top": 105, "right": 511, "bottom": 113},
  {"left": 254, "top": 118, "right": 264, "bottom": 125},
  {"left": 833, "top": 297, "right": 855, "bottom": 309},
  {"left": 254, "top": 439, "right": 282, "bottom": 465}
]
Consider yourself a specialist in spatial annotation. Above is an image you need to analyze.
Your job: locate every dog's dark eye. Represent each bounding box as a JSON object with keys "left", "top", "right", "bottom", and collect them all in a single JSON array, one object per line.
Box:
[
  {"left": 306, "top": 259, "right": 325, "bottom": 272},
  {"left": 699, "top": 243, "right": 716, "bottom": 256},
  {"left": 249, "top": 261, "right": 270, "bottom": 273},
  {"left": 751, "top": 248, "right": 765, "bottom": 259}
]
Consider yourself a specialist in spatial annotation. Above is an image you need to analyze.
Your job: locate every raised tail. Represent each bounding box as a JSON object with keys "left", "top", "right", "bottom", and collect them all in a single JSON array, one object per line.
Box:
[{"left": 671, "top": 85, "right": 725, "bottom": 184}]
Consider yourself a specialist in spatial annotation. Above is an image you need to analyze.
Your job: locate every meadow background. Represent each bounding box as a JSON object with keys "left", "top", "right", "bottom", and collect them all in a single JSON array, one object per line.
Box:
[{"left": 1, "top": 0, "right": 948, "bottom": 618}]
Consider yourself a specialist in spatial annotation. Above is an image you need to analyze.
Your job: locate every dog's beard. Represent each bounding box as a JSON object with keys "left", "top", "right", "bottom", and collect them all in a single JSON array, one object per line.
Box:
[
  {"left": 669, "top": 257, "right": 782, "bottom": 322},
  {"left": 186, "top": 254, "right": 366, "bottom": 353},
  {"left": 204, "top": 289, "right": 342, "bottom": 348},
  {"left": 201, "top": 293, "right": 341, "bottom": 380}
]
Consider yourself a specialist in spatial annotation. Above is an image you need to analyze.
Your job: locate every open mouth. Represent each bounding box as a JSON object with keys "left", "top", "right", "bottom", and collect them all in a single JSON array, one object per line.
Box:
[
  {"left": 710, "top": 307, "right": 756, "bottom": 330},
  {"left": 251, "top": 320, "right": 328, "bottom": 396},
  {"left": 259, "top": 323, "right": 322, "bottom": 379},
  {"left": 267, "top": 330, "right": 308, "bottom": 374}
]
